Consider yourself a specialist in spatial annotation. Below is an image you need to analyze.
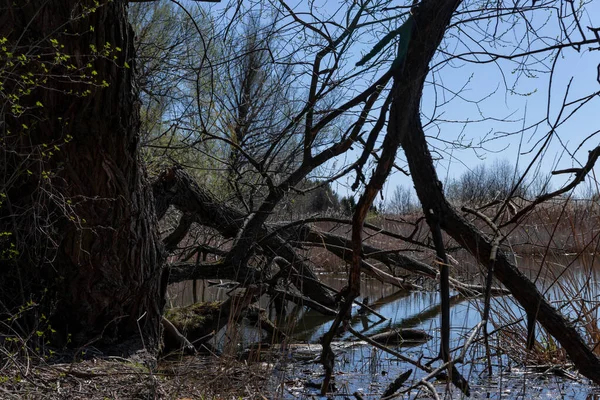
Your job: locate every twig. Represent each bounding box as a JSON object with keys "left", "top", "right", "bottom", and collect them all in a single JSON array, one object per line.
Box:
[
  {"left": 398, "top": 322, "right": 484, "bottom": 398},
  {"left": 381, "top": 369, "right": 412, "bottom": 398},
  {"left": 348, "top": 327, "right": 427, "bottom": 370},
  {"left": 462, "top": 206, "right": 503, "bottom": 373},
  {"left": 418, "top": 380, "right": 441, "bottom": 400},
  {"left": 461, "top": 206, "right": 503, "bottom": 261},
  {"left": 303, "top": 275, "right": 387, "bottom": 320}
]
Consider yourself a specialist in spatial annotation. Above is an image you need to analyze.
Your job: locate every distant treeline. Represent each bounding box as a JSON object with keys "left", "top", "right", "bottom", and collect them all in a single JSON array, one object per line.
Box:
[{"left": 387, "top": 159, "right": 558, "bottom": 215}]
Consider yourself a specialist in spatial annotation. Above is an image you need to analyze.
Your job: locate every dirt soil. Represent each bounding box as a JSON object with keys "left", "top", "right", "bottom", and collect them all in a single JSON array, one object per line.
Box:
[{"left": 0, "top": 354, "right": 271, "bottom": 399}]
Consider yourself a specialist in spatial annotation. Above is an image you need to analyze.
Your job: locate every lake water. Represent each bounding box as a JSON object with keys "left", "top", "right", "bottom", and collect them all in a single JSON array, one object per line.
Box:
[{"left": 167, "top": 253, "right": 600, "bottom": 399}]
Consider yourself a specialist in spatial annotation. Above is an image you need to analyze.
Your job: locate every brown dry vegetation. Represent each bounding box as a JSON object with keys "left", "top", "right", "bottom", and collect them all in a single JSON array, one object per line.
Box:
[
  {"left": 293, "top": 199, "right": 600, "bottom": 373},
  {"left": 303, "top": 198, "right": 600, "bottom": 275},
  {"left": 0, "top": 354, "right": 271, "bottom": 399},
  {"left": 3, "top": 197, "right": 599, "bottom": 399}
]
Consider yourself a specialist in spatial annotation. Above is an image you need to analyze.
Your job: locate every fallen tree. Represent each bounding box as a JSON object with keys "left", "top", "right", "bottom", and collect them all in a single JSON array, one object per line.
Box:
[
  {"left": 150, "top": 153, "right": 600, "bottom": 389},
  {"left": 154, "top": 160, "right": 600, "bottom": 391},
  {"left": 153, "top": 167, "right": 336, "bottom": 306},
  {"left": 402, "top": 129, "right": 600, "bottom": 381},
  {"left": 153, "top": 167, "right": 508, "bottom": 306}
]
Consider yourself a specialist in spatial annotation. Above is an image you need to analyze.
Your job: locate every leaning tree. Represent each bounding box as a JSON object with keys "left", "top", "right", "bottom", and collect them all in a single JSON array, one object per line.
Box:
[{"left": 315, "top": 0, "right": 600, "bottom": 393}]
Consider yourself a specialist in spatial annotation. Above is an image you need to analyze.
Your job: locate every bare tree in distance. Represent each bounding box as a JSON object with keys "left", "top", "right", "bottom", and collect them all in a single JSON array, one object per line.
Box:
[
  {"left": 388, "top": 184, "right": 417, "bottom": 215},
  {"left": 446, "top": 159, "right": 529, "bottom": 205}
]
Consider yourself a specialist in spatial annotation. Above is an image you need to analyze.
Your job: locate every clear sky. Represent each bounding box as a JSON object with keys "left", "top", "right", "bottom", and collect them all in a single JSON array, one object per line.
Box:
[
  {"left": 418, "top": 0, "right": 600, "bottom": 191},
  {"left": 327, "top": 0, "right": 600, "bottom": 203}
]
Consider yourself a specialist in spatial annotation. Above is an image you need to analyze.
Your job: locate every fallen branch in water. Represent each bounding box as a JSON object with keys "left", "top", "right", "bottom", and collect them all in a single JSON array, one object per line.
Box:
[
  {"left": 299, "top": 274, "right": 389, "bottom": 320},
  {"left": 349, "top": 320, "right": 483, "bottom": 397},
  {"left": 381, "top": 369, "right": 412, "bottom": 398},
  {"left": 348, "top": 327, "right": 429, "bottom": 371}
]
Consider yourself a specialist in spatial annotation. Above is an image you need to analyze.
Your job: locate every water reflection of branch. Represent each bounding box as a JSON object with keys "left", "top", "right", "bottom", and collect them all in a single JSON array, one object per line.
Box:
[
  {"left": 373, "top": 289, "right": 413, "bottom": 305},
  {"left": 303, "top": 274, "right": 390, "bottom": 320},
  {"left": 367, "top": 293, "right": 466, "bottom": 337},
  {"left": 397, "top": 322, "right": 484, "bottom": 398},
  {"left": 348, "top": 327, "right": 428, "bottom": 369},
  {"left": 291, "top": 289, "right": 412, "bottom": 340},
  {"left": 350, "top": 325, "right": 471, "bottom": 397},
  {"left": 289, "top": 290, "right": 472, "bottom": 342},
  {"left": 357, "top": 315, "right": 388, "bottom": 334}
]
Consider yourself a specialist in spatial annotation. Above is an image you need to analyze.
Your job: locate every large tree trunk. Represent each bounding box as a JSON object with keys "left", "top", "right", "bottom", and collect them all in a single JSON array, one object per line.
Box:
[{"left": 0, "top": 0, "right": 164, "bottom": 349}]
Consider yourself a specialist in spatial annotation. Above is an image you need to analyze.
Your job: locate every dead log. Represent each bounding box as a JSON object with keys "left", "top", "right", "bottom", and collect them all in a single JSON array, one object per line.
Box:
[
  {"left": 154, "top": 167, "right": 505, "bottom": 321},
  {"left": 153, "top": 168, "right": 335, "bottom": 307},
  {"left": 382, "top": 370, "right": 412, "bottom": 398},
  {"left": 164, "top": 285, "right": 263, "bottom": 347},
  {"left": 164, "top": 301, "right": 221, "bottom": 347},
  {"left": 270, "top": 287, "right": 337, "bottom": 316},
  {"left": 368, "top": 328, "right": 432, "bottom": 345},
  {"left": 300, "top": 228, "right": 509, "bottom": 296},
  {"left": 161, "top": 317, "right": 196, "bottom": 355},
  {"left": 299, "top": 227, "right": 436, "bottom": 277},
  {"left": 168, "top": 260, "right": 259, "bottom": 283},
  {"left": 299, "top": 229, "right": 419, "bottom": 290}
]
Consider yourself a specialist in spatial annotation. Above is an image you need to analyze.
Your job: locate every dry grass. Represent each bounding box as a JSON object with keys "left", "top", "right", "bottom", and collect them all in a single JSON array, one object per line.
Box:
[
  {"left": 481, "top": 199, "right": 600, "bottom": 369},
  {"left": 0, "top": 353, "right": 272, "bottom": 399},
  {"left": 298, "top": 199, "right": 600, "bottom": 280}
]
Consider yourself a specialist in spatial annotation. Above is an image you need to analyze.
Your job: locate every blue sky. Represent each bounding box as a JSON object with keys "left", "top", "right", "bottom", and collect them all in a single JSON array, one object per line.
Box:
[
  {"left": 196, "top": 0, "right": 600, "bottom": 202},
  {"left": 328, "top": 0, "right": 600, "bottom": 202}
]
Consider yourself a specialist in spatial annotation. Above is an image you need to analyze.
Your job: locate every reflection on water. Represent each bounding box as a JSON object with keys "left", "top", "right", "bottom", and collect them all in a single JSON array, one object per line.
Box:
[
  {"left": 168, "top": 279, "right": 234, "bottom": 307},
  {"left": 166, "top": 254, "right": 600, "bottom": 399}
]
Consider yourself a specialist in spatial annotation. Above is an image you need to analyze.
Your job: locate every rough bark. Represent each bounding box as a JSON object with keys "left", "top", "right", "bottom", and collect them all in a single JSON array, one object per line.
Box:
[{"left": 0, "top": 0, "right": 164, "bottom": 349}]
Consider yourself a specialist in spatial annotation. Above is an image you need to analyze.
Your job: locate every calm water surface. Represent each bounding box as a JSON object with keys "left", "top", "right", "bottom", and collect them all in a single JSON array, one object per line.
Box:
[{"left": 168, "top": 254, "right": 600, "bottom": 399}]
